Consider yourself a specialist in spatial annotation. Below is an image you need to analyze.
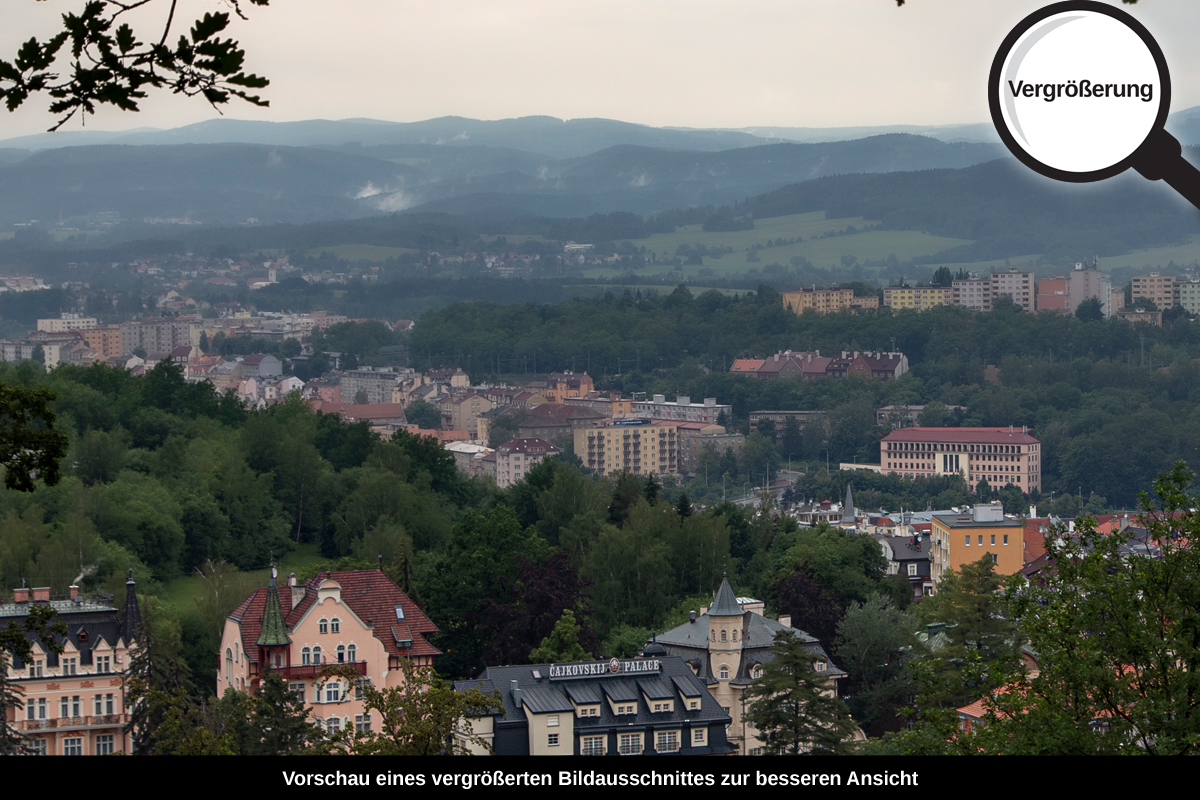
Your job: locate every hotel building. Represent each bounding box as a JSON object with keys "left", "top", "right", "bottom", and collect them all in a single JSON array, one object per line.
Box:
[{"left": 880, "top": 427, "right": 1041, "bottom": 493}]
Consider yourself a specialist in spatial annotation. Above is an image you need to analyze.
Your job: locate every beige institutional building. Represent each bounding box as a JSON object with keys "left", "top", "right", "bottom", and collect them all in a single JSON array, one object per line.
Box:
[
  {"left": 881, "top": 426, "right": 1041, "bottom": 493},
  {"left": 655, "top": 578, "right": 846, "bottom": 756}
]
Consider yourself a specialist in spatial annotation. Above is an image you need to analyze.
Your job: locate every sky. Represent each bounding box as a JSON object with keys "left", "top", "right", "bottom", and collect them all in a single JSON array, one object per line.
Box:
[{"left": 3, "top": 0, "right": 1200, "bottom": 137}]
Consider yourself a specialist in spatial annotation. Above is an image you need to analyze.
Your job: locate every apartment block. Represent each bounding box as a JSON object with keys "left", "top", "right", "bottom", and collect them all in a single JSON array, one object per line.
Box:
[
  {"left": 1177, "top": 279, "right": 1200, "bottom": 315},
  {"left": 1036, "top": 276, "right": 1069, "bottom": 313},
  {"left": 930, "top": 504, "right": 1025, "bottom": 586},
  {"left": 1131, "top": 273, "right": 1177, "bottom": 310},
  {"left": 1066, "top": 260, "right": 1111, "bottom": 315},
  {"left": 781, "top": 287, "right": 855, "bottom": 315},
  {"left": 36, "top": 313, "right": 97, "bottom": 333},
  {"left": 991, "top": 269, "right": 1035, "bottom": 311},
  {"left": 882, "top": 284, "right": 949, "bottom": 311},
  {"left": 578, "top": 418, "right": 680, "bottom": 477},
  {"left": 630, "top": 395, "right": 731, "bottom": 425},
  {"left": 952, "top": 276, "right": 991, "bottom": 311}
]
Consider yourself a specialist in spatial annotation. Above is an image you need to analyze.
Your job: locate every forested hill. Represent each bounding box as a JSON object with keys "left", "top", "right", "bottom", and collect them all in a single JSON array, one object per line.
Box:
[{"left": 742, "top": 155, "right": 1200, "bottom": 263}]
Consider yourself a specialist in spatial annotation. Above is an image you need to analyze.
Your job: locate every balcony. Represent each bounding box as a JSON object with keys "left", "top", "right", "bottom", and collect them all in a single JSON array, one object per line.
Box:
[
  {"left": 16, "top": 714, "right": 127, "bottom": 732},
  {"left": 275, "top": 661, "right": 367, "bottom": 680}
]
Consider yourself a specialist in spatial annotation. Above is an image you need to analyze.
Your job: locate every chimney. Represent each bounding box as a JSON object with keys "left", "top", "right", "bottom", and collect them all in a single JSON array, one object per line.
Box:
[
  {"left": 510, "top": 680, "right": 523, "bottom": 708},
  {"left": 69, "top": 585, "right": 79, "bottom": 600},
  {"left": 778, "top": 614, "right": 792, "bottom": 628},
  {"left": 689, "top": 611, "right": 696, "bottom": 624},
  {"left": 700, "top": 605, "right": 708, "bottom": 616},
  {"left": 31, "top": 587, "right": 50, "bottom": 602},
  {"left": 13, "top": 588, "right": 29, "bottom": 603}
]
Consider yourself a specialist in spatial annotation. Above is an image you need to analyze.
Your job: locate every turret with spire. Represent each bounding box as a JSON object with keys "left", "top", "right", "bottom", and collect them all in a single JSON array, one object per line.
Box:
[
  {"left": 841, "top": 482, "right": 855, "bottom": 526},
  {"left": 120, "top": 567, "right": 142, "bottom": 644},
  {"left": 256, "top": 563, "right": 292, "bottom": 674}
]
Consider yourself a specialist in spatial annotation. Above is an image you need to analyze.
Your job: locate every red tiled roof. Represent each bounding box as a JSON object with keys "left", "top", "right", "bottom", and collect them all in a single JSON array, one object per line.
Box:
[
  {"left": 881, "top": 427, "right": 1039, "bottom": 445},
  {"left": 730, "top": 359, "right": 764, "bottom": 373},
  {"left": 229, "top": 569, "right": 439, "bottom": 665}
]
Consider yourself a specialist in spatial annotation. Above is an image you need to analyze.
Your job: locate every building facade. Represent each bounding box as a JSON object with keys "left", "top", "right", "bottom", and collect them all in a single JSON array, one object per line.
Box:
[
  {"left": 880, "top": 426, "right": 1041, "bottom": 493},
  {"left": 781, "top": 288, "right": 855, "bottom": 316},
  {"left": 1131, "top": 272, "right": 1176, "bottom": 310},
  {"left": 494, "top": 437, "right": 560, "bottom": 488},
  {"left": 577, "top": 418, "right": 680, "bottom": 478},
  {"left": 630, "top": 395, "right": 731, "bottom": 425},
  {"left": 218, "top": 569, "right": 440, "bottom": 737},
  {"left": 454, "top": 654, "right": 735, "bottom": 756},
  {"left": 655, "top": 578, "right": 846, "bottom": 756},
  {"left": 3, "top": 580, "right": 141, "bottom": 755},
  {"left": 883, "top": 285, "right": 949, "bottom": 311},
  {"left": 930, "top": 504, "right": 1025, "bottom": 586},
  {"left": 991, "top": 269, "right": 1035, "bottom": 312}
]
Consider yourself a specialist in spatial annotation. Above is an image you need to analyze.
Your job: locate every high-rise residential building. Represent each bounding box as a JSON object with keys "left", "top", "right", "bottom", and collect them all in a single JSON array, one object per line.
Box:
[
  {"left": 578, "top": 418, "right": 680, "bottom": 477},
  {"left": 494, "top": 437, "right": 559, "bottom": 488},
  {"left": 880, "top": 426, "right": 1041, "bottom": 493},
  {"left": 3, "top": 579, "right": 141, "bottom": 755},
  {"left": 952, "top": 276, "right": 991, "bottom": 311},
  {"left": 1177, "top": 278, "right": 1200, "bottom": 315},
  {"left": 1066, "top": 259, "right": 1112, "bottom": 316},
  {"left": 36, "top": 313, "right": 97, "bottom": 333},
  {"left": 1131, "top": 273, "right": 1177, "bottom": 310},
  {"left": 991, "top": 268, "right": 1035, "bottom": 311}
]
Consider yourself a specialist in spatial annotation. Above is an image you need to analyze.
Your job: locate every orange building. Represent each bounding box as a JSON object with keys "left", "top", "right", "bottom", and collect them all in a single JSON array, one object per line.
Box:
[
  {"left": 218, "top": 568, "right": 439, "bottom": 737},
  {"left": 930, "top": 504, "right": 1025, "bottom": 586},
  {"left": 3, "top": 580, "right": 141, "bottom": 755}
]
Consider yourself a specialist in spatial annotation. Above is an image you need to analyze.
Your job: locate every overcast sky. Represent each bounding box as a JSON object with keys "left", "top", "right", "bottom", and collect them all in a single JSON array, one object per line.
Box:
[{"left": 3, "top": 0, "right": 1200, "bottom": 137}]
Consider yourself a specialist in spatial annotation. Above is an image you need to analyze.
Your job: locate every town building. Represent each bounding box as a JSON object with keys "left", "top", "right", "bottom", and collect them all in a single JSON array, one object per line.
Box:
[
  {"left": 952, "top": 276, "right": 991, "bottom": 311},
  {"left": 517, "top": 404, "right": 606, "bottom": 446},
  {"left": 655, "top": 577, "right": 846, "bottom": 756},
  {"left": 880, "top": 426, "right": 1041, "bottom": 493},
  {"left": 3, "top": 579, "right": 141, "bottom": 755},
  {"left": 1131, "top": 272, "right": 1176, "bottom": 310},
  {"left": 883, "top": 284, "right": 949, "bottom": 311},
  {"left": 453, "top": 654, "right": 735, "bottom": 756},
  {"left": 1177, "top": 278, "right": 1200, "bottom": 315},
  {"left": 781, "top": 287, "right": 855, "bottom": 316},
  {"left": 929, "top": 504, "right": 1025, "bottom": 586},
  {"left": 338, "top": 366, "right": 415, "bottom": 405},
  {"left": 439, "top": 393, "right": 494, "bottom": 436},
  {"left": 630, "top": 395, "right": 731, "bottom": 425},
  {"left": 577, "top": 418, "right": 680, "bottom": 478},
  {"left": 218, "top": 568, "right": 439, "bottom": 736},
  {"left": 1066, "top": 259, "right": 1112, "bottom": 316},
  {"left": 734, "top": 350, "right": 907, "bottom": 382},
  {"left": 1115, "top": 308, "right": 1163, "bottom": 326},
  {"left": 494, "top": 437, "right": 560, "bottom": 488},
  {"left": 682, "top": 430, "right": 745, "bottom": 476},
  {"left": 36, "top": 313, "right": 97, "bottom": 333},
  {"left": 990, "top": 269, "right": 1035, "bottom": 311},
  {"left": 1036, "top": 276, "right": 1069, "bottom": 313},
  {"left": 874, "top": 534, "right": 934, "bottom": 601}
]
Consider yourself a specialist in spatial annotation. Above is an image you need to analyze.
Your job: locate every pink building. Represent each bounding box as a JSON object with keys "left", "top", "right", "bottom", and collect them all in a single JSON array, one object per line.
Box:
[
  {"left": 218, "top": 568, "right": 439, "bottom": 736},
  {"left": 3, "top": 579, "right": 141, "bottom": 755},
  {"left": 494, "top": 437, "right": 559, "bottom": 488},
  {"left": 881, "top": 426, "right": 1041, "bottom": 493}
]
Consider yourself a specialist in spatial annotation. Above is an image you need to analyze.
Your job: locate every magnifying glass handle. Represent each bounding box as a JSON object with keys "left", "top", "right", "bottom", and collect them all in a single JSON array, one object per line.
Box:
[{"left": 1133, "top": 128, "right": 1200, "bottom": 212}]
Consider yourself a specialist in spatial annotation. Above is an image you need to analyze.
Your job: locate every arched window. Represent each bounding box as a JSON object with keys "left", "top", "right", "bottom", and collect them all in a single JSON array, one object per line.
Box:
[
  {"left": 710, "top": 630, "right": 716, "bottom": 642},
  {"left": 732, "top": 630, "right": 738, "bottom": 642},
  {"left": 225, "top": 648, "right": 233, "bottom": 682},
  {"left": 301, "top": 647, "right": 311, "bottom": 665},
  {"left": 331, "top": 618, "right": 341, "bottom": 634},
  {"left": 720, "top": 630, "right": 727, "bottom": 642},
  {"left": 337, "top": 645, "right": 346, "bottom": 664},
  {"left": 313, "top": 645, "right": 322, "bottom": 664},
  {"left": 347, "top": 644, "right": 357, "bottom": 663},
  {"left": 319, "top": 618, "right": 328, "bottom": 634},
  {"left": 719, "top": 665, "right": 730, "bottom": 680}
]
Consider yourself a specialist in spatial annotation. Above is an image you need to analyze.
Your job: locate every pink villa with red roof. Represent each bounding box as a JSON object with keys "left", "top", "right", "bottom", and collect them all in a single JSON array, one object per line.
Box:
[
  {"left": 218, "top": 569, "right": 439, "bottom": 736},
  {"left": 881, "top": 426, "right": 1041, "bottom": 493}
]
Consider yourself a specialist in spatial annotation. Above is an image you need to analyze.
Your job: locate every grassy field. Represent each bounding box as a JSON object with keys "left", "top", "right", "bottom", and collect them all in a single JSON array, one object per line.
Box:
[
  {"left": 306, "top": 244, "right": 417, "bottom": 262},
  {"left": 158, "top": 543, "right": 325, "bottom": 613},
  {"left": 585, "top": 212, "right": 971, "bottom": 280},
  {"left": 1098, "top": 238, "right": 1200, "bottom": 271}
]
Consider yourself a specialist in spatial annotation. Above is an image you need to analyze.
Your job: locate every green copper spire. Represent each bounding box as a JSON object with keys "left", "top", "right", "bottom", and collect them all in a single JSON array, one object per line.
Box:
[
  {"left": 709, "top": 573, "right": 742, "bottom": 617},
  {"left": 256, "top": 564, "right": 292, "bottom": 647}
]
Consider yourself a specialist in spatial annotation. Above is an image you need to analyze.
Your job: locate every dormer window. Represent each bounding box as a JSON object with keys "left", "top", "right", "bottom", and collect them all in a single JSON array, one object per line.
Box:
[
  {"left": 814, "top": 661, "right": 827, "bottom": 672},
  {"left": 319, "top": 618, "right": 328, "bottom": 634},
  {"left": 751, "top": 665, "right": 763, "bottom": 679}
]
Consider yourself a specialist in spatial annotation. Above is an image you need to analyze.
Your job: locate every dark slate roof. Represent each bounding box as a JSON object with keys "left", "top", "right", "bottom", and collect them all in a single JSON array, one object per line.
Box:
[
  {"left": 2, "top": 602, "right": 123, "bottom": 670},
  {"left": 455, "top": 656, "right": 735, "bottom": 754},
  {"left": 708, "top": 576, "right": 742, "bottom": 616}
]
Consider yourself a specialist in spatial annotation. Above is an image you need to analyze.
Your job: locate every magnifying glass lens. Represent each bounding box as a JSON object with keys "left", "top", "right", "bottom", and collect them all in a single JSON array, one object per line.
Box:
[{"left": 994, "top": 7, "right": 1165, "bottom": 178}]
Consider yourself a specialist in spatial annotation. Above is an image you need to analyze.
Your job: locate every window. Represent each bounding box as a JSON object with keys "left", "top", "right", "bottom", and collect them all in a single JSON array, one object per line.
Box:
[
  {"left": 312, "top": 645, "right": 322, "bottom": 664},
  {"left": 290, "top": 682, "right": 306, "bottom": 702},
  {"left": 751, "top": 665, "right": 763, "bottom": 679},
  {"left": 978, "top": 535, "right": 984, "bottom": 546},
  {"left": 72, "top": 696, "right": 81, "bottom": 717},
  {"left": 991, "top": 553, "right": 998, "bottom": 564},
  {"left": 61, "top": 697, "right": 70, "bottom": 718},
  {"left": 325, "top": 682, "right": 341, "bottom": 703},
  {"left": 105, "top": 694, "right": 114, "bottom": 715},
  {"left": 29, "top": 659, "right": 43, "bottom": 677},
  {"left": 319, "top": 618, "right": 328, "bottom": 634},
  {"left": 96, "top": 656, "right": 111, "bottom": 674},
  {"left": 26, "top": 699, "right": 34, "bottom": 720},
  {"left": 693, "top": 728, "right": 706, "bottom": 744},
  {"left": 547, "top": 714, "right": 559, "bottom": 727},
  {"left": 331, "top": 618, "right": 341, "bottom": 634},
  {"left": 582, "top": 736, "right": 605, "bottom": 756},
  {"left": 908, "top": 562, "right": 918, "bottom": 577},
  {"left": 37, "top": 698, "right": 46, "bottom": 719},
  {"left": 63, "top": 657, "right": 77, "bottom": 675},
  {"left": 656, "top": 731, "right": 679, "bottom": 753},
  {"left": 95, "top": 735, "right": 114, "bottom": 755},
  {"left": 991, "top": 534, "right": 996, "bottom": 545},
  {"left": 301, "top": 647, "right": 311, "bottom": 666},
  {"left": 719, "top": 665, "right": 730, "bottom": 680},
  {"left": 355, "top": 677, "right": 371, "bottom": 700},
  {"left": 689, "top": 700, "right": 699, "bottom": 710},
  {"left": 548, "top": 733, "right": 560, "bottom": 747},
  {"left": 347, "top": 644, "right": 357, "bottom": 663},
  {"left": 965, "top": 535, "right": 970, "bottom": 546},
  {"left": 720, "top": 630, "right": 727, "bottom": 642},
  {"left": 93, "top": 695, "right": 103, "bottom": 716},
  {"left": 225, "top": 649, "right": 232, "bottom": 681},
  {"left": 815, "top": 661, "right": 827, "bottom": 672},
  {"left": 355, "top": 714, "right": 372, "bottom": 734},
  {"left": 337, "top": 645, "right": 345, "bottom": 664},
  {"left": 1004, "top": 534, "right": 1009, "bottom": 545},
  {"left": 63, "top": 737, "right": 83, "bottom": 756},
  {"left": 618, "top": 733, "right": 642, "bottom": 755},
  {"left": 29, "top": 738, "right": 47, "bottom": 755},
  {"left": 326, "top": 717, "right": 342, "bottom": 735}
]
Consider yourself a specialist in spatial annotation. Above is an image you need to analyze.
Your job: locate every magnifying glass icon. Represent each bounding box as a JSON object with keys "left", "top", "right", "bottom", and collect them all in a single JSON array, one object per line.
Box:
[{"left": 990, "top": 1, "right": 1200, "bottom": 210}]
